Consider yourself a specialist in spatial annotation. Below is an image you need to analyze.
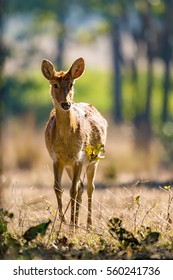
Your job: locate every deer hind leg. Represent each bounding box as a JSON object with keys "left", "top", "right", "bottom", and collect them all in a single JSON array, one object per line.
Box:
[
  {"left": 75, "top": 180, "right": 84, "bottom": 226},
  {"left": 69, "top": 164, "right": 82, "bottom": 228},
  {"left": 87, "top": 161, "right": 98, "bottom": 228},
  {"left": 53, "top": 161, "right": 66, "bottom": 222}
]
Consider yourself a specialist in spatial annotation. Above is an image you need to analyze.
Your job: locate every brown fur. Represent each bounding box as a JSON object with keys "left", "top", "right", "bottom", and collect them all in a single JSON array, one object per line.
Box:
[{"left": 41, "top": 58, "right": 107, "bottom": 229}]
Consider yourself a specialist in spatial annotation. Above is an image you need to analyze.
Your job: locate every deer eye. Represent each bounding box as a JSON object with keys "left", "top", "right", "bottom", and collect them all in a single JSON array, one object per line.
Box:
[{"left": 53, "top": 84, "right": 58, "bottom": 89}]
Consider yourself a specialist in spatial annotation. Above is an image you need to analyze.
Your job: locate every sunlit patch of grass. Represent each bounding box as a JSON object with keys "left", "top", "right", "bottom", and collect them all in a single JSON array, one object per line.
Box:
[{"left": 74, "top": 69, "right": 113, "bottom": 113}]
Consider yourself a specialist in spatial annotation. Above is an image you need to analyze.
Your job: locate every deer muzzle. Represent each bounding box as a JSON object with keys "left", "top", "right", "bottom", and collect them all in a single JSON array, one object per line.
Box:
[{"left": 61, "top": 102, "right": 71, "bottom": 110}]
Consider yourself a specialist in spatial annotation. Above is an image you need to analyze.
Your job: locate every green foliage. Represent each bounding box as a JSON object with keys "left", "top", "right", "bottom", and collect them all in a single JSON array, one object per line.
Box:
[
  {"left": 163, "top": 185, "right": 171, "bottom": 190},
  {"left": 0, "top": 206, "right": 172, "bottom": 259},
  {"left": 0, "top": 209, "right": 18, "bottom": 258},
  {"left": 0, "top": 209, "right": 52, "bottom": 259},
  {"left": 3, "top": 68, "right": 172, "bottom": 126},
  {"left": 135, "top": 195, "right": 140, "bottom": 206},
  {"left": 122, "top": 69, "right": 166, "bottom": 122},
  {"left": 0, "top": 210, "right": 8, "bottom": 235},
  {"left": 89, "top": 0, "right": 129, "bottom": 18},
  {"left": 23, "top": 219, "right": 51, "bottom": 242},
  {"left": 0, "top": 209, "right": 14, "bottom": 234},
  {"left": 108, "top": 217, "right": 160, "bottom": 250},
  {"left": 108, "top": 218, "right": 139, "bottom": 249},
  {"left": 3, "top": 69, "right": 111, "bottom": 124},
  {"left": 85, "top": 144, "right": 105, "bottom": 162},
  {"left": 137, "top": 225, "right": 160, "bottom": 244},
  {"left": 7, "top": 0, "right": 73, "bottom": 15},
  {"left": 75, "top": 69, "right": 112, "bottom": 113},
  {"left": 3, "top": 71, "right": 52, "bottom": 124},
  {"left": 142, "top": 231, "right": 160, "bottom": 245}
]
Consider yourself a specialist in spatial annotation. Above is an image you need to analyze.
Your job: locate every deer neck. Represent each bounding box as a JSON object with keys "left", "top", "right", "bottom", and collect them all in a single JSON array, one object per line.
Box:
[{"left": 55, "top": 106, "right": 77, "bottom": 134}]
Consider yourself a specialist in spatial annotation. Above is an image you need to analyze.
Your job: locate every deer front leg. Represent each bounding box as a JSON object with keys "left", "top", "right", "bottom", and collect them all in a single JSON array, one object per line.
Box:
[
  {"left": 87, "top": 162, "right": 98, "bottom": 228},
  {"left": 70, "top": 164, "right": 82, "bottom": 228},
  {"left": 53, "top": 161, "right": 66, "bottom": 222}
]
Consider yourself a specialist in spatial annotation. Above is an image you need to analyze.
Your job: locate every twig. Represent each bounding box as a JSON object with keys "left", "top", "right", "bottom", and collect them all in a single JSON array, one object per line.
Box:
[
  {"left": 46, "top": 206, "right": 59, "bottom": 246},
  {"left": 134, "top": 195, "right": 140, "bottom": 233},
  {"left": 166, "top": 190, "right": 173, "bottom": 224},
  {"left": 140, "top": 206, "right": 155, "bottom": 227}
]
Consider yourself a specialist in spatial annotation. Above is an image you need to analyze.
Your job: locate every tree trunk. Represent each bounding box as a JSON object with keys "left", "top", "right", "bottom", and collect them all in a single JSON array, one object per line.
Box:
[
  {"left": 161, "top": 0, "right": 172, "bottom": 122},
  {"left": 134, "top": 51, "right": 153, "bottom": 152},
  {"left": 131, "top": 58, "right": 140, "bottom": 117},
  {"left": 145, "top": 57, "right": 153, "bottom": 121},
  {"left": 111, "top": 18, "right": 123, "bottom": 123},
  {"left": 162, "top": 60, "right": 170, "bottom": 122},
  {"left": 56, "top": 23, "right": 65, "bottom": 70}
]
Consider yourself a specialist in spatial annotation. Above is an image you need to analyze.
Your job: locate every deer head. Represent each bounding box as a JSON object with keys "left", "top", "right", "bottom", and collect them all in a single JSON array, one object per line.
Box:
[{"left": 41, "top": 58, "right": 85, "bottom": 111}]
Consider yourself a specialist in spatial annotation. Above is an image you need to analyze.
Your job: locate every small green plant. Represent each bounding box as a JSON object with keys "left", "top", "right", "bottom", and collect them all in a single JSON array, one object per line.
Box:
[
  {"left": 137, "top": 226, "right": 160, "bottom": 245},
  {"left": 108, "top": 217, "right": 160, "bottom": 250},
  {"left": 22, "top": 219, "right": 51, "bottom": 242},
  {"left": 108, "top": 217, "right": 139, "bottom": 249},
  {"left": 0, "top": 209, "right": 20, "bottom": 258},
  {"left": 0, "top": 208, "right": 53, "bottom": 258},
  {"left": 0, "top": 209, "right": 14, "bottom": 236},
  {"left": 85, "top": 144, "right": 105, "bottom": 162}
]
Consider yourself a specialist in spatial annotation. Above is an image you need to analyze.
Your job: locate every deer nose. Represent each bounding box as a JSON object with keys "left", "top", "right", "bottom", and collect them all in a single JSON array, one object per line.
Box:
[{"left": 61, "top": 102, "right": 71, "bottom": 110}]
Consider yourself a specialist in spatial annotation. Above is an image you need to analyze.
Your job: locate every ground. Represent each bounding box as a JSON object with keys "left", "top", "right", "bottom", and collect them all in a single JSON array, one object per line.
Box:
[{"left": 1, "top": 118, "right": 173, "bottom": 259}]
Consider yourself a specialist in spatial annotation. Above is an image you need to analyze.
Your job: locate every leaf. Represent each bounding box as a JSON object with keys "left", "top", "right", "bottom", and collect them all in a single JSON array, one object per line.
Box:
[
  {"left": 23, "top": 219, "right": 51, "bottom": 242},
  {"left": 135, "top": 195, "right": 140, "bottom": 205},
  {"left": 0, "top": 220, "right": 7, "bottom": 235},
  {"left": 163, "top": 185, "right": 171, "bottom": 190},
  {"left": 137, "top": 226, "right": 151, "bottom": 240},
  {"left": 108, "top": 217, "right": 122, "bottom": 229},
  {"left": 96, "top": 144, "right": 105, "bottom": 153},
  {"left": 6, "top": 233, "right": 21, "bottom": 248},
  {"left": 85, "top": 146, "right": 93, "bottom": 156},
  {"left": 0, "top": 209, "right": 14, "bottom": 235},
  {"left": 142, "top": 231, "right": 160, "bottom": 245},
  {"left": 56, "top": 235, "right": 68, "bottom": 246},
  {"left": 52, "top": 209, "right": 57, "bottom": 216}
]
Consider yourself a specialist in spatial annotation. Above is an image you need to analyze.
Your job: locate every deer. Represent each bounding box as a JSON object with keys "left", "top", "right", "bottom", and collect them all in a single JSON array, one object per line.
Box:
[{"left": 41, "top": 57, "right": 107, "bottom": 229}]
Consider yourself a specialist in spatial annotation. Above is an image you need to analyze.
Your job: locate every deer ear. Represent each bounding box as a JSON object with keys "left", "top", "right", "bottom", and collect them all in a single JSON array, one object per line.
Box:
[
  {"left": 69, "top": 58, "right": 85, "bottom": 79},
  {"left": 41, "top": 59, "right": 55, "bottom": 80}
]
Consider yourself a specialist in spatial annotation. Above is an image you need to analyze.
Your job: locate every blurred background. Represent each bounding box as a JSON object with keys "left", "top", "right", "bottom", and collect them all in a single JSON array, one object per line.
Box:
[{"left": 0, "top": 0, "right": 173, "bottom": 207}]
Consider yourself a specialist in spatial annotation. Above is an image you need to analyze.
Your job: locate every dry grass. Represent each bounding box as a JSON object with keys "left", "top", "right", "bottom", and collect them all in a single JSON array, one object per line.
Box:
[{"left": 1, "top": 116, "right": 173, "bottom": 259}]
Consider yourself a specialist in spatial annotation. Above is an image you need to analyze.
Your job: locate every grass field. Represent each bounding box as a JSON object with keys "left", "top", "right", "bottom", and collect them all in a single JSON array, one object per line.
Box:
[{"left": 1, "top": 117, "right": 173, "bottom": 260}]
